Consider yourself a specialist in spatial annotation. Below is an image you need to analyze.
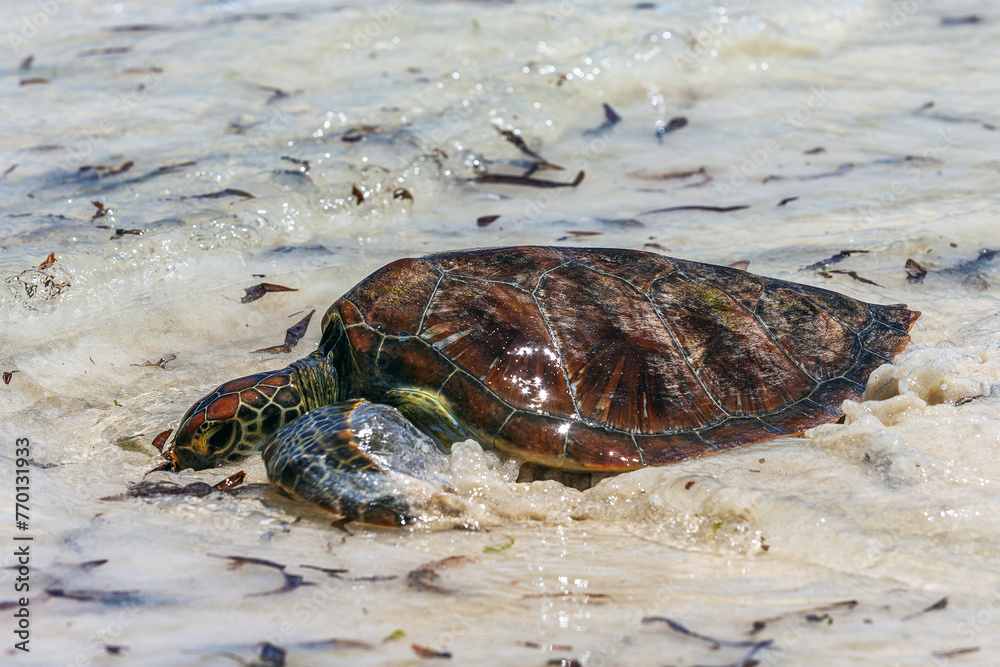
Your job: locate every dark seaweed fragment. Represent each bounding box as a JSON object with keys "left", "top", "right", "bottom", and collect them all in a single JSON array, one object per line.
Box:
[
  {"left": 131, "top": 354, "right": 176, "bottom": 368},
  {"left": 583, "top": 103, "right": 621, "bottom": 136},
  {"left": 20, "top": 77, "right": 50, "bottom": 85},
  {"left": 656, "top": 116, "right": 688, "bottom": 142},
  {"left": 295, "top": 637, "right": 373, "bottom": 650},
  {"left": 407, "top": 556, "right": 476, "bottom": 593},
  {"left": 96, "top": 226, "right": 149, "bottom": 239},
  {"left": 19, "top": 55, "right": 34, "bottom": 70},
  {"left": 249, "top": 82, "right": 291, "bottom": 103},
  {"left": 497, "top": 128, "right": 562, "bottom": 169},
  {"left": 477, "top": 215, "right": 500, "bottom": 227},
  {"left": 902, "top": 596, "right": 948, "bottom": 621},
  {"left": 351, "top": 185, "right": 365, "bottom": 204},
  {"left": 749, "top": 599, "right": 858, "bottom": 634},
  {"left": 123, "top": 66, "right": 164, "bottom": 74},
  {"left": 393, "top": 188, "right": 414, "bottom": 202},
  {"left": 210, "top": 554, "right": 313, "bottom": 597},
  {"left": 91, "top": 200, "right": 109, "bottom": 220},
  {"left": 352, "top": 574, "right": 397, "bottom": 582},
  {"left": 801, "top": 163, "right": 854, "bottom": 180},
  {"left": 102, "top": 474, "right": 247, "bottom": 500},
  {"left": 280, "top": 155, "right": 310, "bottom": 171},
  {"left": 122, "top": 160, "right": 197, "bottom": 185},
  {"left": 78, "top": 46, "right": 134, "bottom": 57},
  {"left": 78, "top": 161, "right": 134, "bottom": 177},
  {"left": 468, "top": 170, "right": 584, "bottom": 188},
  {"left": 183, "top": 188, "right": 255, "bottom": 200},
  {"left": 914, "top": 102, "right": 996, "bottom": 130},
  {"left": 644, "top": 617, "right": 762, "bottom": 648},
  {"left": 932, "top": 647, "right": 980, "bottom": 658},
  {"left": 341, "top": 125, "right": 380, "bottom": 142},
  {"left": 299, "top": 564, "right": 349, "bottom": 578},
  {"left": 241, "top": 282, "right": 298, "bottom": 304},
  {"left": 75, "top": 559, "right": 109, "bottom": 572},
  {"left": 110, "top": 24, "right": 171, "bottom": 32},
  {"left": 643, "top": 616, "right": 774, "bottom": 666},
  {"left": 3, "top": 370, "right": 18, "bottom": 385},
  {"left": 827, "top": 269, "right": 881, "bottom": 286},
  {"left": 777, "top": 196, "right": 799, "bottom": 207},
  {"left": 596, "top": 217, "right": 644, "bottom": 227},
  {"left": 941, "top": 15, "right": 982, "bottom": 25},
  {"left": 253, "top": 310, "right": 315, "bottom": 354},
  {"left": 46, "top": 589, "right": 142, "bottom": 605},
  {"left": 802, "top": 250, "right": 869, "bottom": 271},
  {"left": 640, "top": 204, "right": 749, "bottom": 214},
  {"left": 628, "top": 166, "right": 705, "bottom": 181}
]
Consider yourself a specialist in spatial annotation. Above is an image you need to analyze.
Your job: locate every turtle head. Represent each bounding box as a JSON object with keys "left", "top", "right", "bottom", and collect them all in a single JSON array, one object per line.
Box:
[
  {"left": 168, "top": 354, "right": 340, "bottom": 471},
  {"left": 169, "top": 369, "right": 305, "bottom": 470}
]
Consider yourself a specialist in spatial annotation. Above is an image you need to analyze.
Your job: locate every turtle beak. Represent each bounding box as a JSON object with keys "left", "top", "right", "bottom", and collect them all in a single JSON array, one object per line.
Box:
[{"left": 167, "top": 442, "right": 214, "bottom": 472}]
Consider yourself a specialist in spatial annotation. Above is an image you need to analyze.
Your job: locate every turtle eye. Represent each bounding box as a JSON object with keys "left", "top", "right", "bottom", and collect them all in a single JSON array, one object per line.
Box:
[{"left": 206, "top": 423, "right": 234, "bottom": 455}]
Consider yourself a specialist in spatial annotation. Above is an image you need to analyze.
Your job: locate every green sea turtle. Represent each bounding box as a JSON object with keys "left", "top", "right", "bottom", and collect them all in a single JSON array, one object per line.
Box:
[{"left": 168, "top": 246, "right": 919, "bottom": 525}]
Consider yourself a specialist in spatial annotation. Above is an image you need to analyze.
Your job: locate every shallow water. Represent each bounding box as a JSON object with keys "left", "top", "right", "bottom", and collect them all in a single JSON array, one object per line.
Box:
[{"left": 2, "top": 0, "right": 999, "bottom": 664}]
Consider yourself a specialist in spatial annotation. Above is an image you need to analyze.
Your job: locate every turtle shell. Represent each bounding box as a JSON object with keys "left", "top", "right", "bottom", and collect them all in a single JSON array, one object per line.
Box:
[{"left": 329, "top": 246, "right": 918, "bottom": 471}]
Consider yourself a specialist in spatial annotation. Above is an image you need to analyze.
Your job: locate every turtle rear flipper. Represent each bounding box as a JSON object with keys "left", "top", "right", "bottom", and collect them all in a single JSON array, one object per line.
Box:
[{"left": 262, "top": 400, "right": 449, "bottom": 526}]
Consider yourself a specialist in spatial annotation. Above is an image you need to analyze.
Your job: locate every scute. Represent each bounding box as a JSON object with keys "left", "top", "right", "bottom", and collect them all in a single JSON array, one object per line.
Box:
[
  {"left": 428, "top": 245, "right": 564, "bottom": 290},
  {"left": 345, "top": 257, "right": 439, "bottom": 335},
  {"left": 651, "top": 271, "right": 814, "bottom": 415},
  {"left": 420, "top": 276, "right": 575, "bottom": 415},
  {"left": 539, "top": 261, "right": 721, "bottom": 432},
  {"left": 755, "top": 282, "right": 857, "bottom": 379}
]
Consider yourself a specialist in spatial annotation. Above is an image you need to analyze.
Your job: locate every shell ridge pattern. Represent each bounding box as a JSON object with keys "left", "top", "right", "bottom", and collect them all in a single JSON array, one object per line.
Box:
[
  {"left": 436, "top": 367, "right": 459, "bottom": 395},
  {"left": 668, "top": 265, "right": 859, "bottom": 414},
  {"left": 527, "top": 258, "right": 582, "bottom": 419},
  {"left": 523, "top": 264, "right": 579, "bottom": 462},
  {"left": 782, "top": 282, "right": 863, "bottom": 335},
  {"left": 415, "top": 262, "right": 446, "bottom": 335},
  {"left": 549, "top": 253, "right": 732, "bottom": 436},
  {"left": 736, "top": 277, "right": 825, "bottom": 384},
  {"left": 644, "top": 269, "right": 733, "bottom": 426}
]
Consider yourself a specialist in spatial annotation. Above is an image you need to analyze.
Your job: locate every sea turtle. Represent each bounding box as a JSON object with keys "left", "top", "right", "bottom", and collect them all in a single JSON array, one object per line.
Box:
[{"left": 168, "top": 246, "right": 919, "bottom": 525}]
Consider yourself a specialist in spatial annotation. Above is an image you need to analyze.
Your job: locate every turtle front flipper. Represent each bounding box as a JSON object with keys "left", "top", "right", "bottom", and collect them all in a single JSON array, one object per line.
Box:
[{"left": 262, "top": 399, "right": 450, "bottom": 526}]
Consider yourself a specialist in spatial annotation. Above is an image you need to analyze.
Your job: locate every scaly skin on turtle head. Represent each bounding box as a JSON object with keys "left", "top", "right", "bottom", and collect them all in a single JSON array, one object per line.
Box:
[{"left": 169, "top": 354, "right": 339, "bottom": 471}]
